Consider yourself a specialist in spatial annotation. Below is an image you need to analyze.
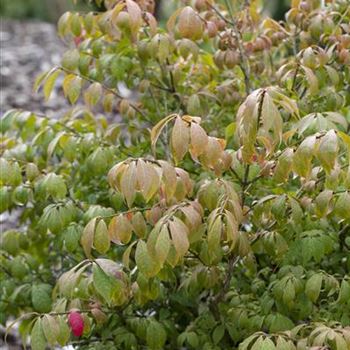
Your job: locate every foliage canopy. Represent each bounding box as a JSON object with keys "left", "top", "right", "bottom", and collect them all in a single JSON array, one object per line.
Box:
[{"left": 1, "top": 0, "right": 350, "bottom": 349}]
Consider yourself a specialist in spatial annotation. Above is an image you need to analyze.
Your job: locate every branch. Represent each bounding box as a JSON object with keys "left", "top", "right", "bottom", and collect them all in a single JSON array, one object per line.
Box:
[{"left": 58, "top": 66, "right": 150, "bottom": 122}]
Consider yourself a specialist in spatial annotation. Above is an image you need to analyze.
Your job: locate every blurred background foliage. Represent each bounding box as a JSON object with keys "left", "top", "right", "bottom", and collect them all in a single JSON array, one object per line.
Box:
[
  {"left": 0, "top": 0, "right": 289, "bottom": 22},
  {"left": 0, "top": 0, "right": 96, "bottom": 22}
]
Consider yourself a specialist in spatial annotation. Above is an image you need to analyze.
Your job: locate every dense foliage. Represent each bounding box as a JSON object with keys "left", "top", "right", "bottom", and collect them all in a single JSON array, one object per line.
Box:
[{"left": 1, "top": 0, "right": 350, "bottom": 349}]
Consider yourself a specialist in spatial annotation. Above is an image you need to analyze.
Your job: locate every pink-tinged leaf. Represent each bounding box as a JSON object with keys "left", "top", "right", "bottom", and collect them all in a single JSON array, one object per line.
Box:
[
  {"left": 80, "top": 218, "right": 97, "bottom": 259},
  {"left": 120, "top": 161, "right": 137, "bottom": 207},
  {"left": 144, "top": 12, "right": 157, "bottom": 36},
  {"left": 108, "top": 214, "right": 133, "bottom": 245},
  {"left": 178, "top": 6, "right": 203, "bottom": 40},
  {"left": 169, "top": 217, "right": 189, "bottom": 258},
  {"left": 136, "top": 159, "right": 160, "bottom": 202},
  {"left": 108, "top": 161, "right": 127, "bottom": 192},
  {"left": 190, "top": 122, "right": 208, "bottom": 158},
  {"left": 201, "top": 137, "right": 223, "bottom": 168},
  {"left": 159, "top": 160, "right": 177, "bottom": 201},
  {"left": 68, "top": 311, "right": 84, "bottom": 337},
  {"left": 126, "top": 0, "right": 142, "bottom": 39},
  {"left": 171, "top": 117, "right": 190, "bottom": 164},
  {"left": 175, "top": 168, "right": 193, "bottom": 194},
  {"left": 180, "top": 204, "right": 202, "bottom": 231},
  {"left": 131, "top": 211, "right": 147, "bottom": 238}
]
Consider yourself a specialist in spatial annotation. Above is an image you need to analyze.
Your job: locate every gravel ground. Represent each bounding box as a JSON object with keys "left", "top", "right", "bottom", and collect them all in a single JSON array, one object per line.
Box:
[
  {"left": 1, "top": 19, "right": 71, "bottom": 350},
  {"left": 0, "top": 19, "right": 70, "bottom": 116}
]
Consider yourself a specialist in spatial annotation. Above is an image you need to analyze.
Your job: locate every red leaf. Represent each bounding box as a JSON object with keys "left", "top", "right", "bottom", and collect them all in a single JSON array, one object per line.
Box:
[{"left": 68, "top": 311, "right": 84, "bottom": 337}]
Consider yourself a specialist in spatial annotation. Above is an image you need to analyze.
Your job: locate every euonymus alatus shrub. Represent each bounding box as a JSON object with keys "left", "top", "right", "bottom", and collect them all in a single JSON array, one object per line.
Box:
[{"left": 1, "top": 0, "right": 350, "bottom": 349}]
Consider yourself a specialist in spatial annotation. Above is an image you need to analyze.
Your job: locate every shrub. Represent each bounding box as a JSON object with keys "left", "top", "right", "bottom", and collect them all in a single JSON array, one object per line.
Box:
[{"left": 1, "top": 0, "right": 350, "bottom": 349}]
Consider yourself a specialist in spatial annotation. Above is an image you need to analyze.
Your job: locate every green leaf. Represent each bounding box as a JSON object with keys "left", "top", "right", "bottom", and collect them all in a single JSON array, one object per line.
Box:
[
  {"left": 135, "top": 240, "right": 159, "bottom": 277},
  {"left": 146, "top": 320, "right": 167, "bottom": 350},
  {"left": 31, "top": 284, "right": 52, "bottom": 313},
  {"left": 292, "top": 135, "right": 316, "bottom": 178},
  {"left": 261, "top": 337, "right": 276, "bottom": 350},
  {"left": 31, "top": 319, "right": 46, "bottom": 350},
  {"left": 334, "top": 192, "right": 350, "bottom": 219},
  {"left": 305, "top": 273, "right": 323, "bottom": 303},
  {"left": 56, "top": 316, "right": 70, "bottom": 346},
  {"left": 314, "top": 190, "right": 333, "bottom": 218},
  {"left": 212, "top": 324, "right": 225, "bottom": 344},
  {"left": 94, "top": 219, "right": 110, "bottom": 254},
  {"left": 154, "top": 225, "right": 171, "bottom": 266},
  {"left": 274, "top": 148, "right": 293, "bottom": 183},
  {"left": 62, "top": 49, "right": 80, "bottom": 71},
  {"left": 92, "top": 264, "right": 115, "bottom": 304},
  {"left": 338, "top": 279, "right": 350, "bottom": 304},
  {"left": 42, "top": 315, "right": 59, "bottom": 345},
  {"left": 70, "top": 13, "right": 82, "bottom": 36}
]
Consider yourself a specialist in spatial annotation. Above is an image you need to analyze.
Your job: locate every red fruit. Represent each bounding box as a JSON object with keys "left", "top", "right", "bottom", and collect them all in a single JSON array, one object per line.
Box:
[{"left": 68, "top": 311, "right": 84, "bottom": 337}]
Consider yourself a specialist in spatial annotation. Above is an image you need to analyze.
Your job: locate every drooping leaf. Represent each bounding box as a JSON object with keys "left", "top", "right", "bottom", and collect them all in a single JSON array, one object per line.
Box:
[
  {"left": 120, "top": 162, "right": 137, "bottom": 207},
  {"left": 42, "top": 315, "right": 60, "bottom": 345},
  {"left": 81, "top": 218, "right": 97, "bottom": 259},
  {"left": 31, "top": 318, "right": 46, "bottom": 350},
  {"left": 169, "top": 217, "right": 190, "bottom": 259},
  {"left": 171, "top": 116, "right": 190, "bottom": 164}
]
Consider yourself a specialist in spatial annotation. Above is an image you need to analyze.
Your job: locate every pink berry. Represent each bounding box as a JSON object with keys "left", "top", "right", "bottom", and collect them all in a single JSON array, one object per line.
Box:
[{"left": 68, "top": 311, "right": 84, "bottom": 337}]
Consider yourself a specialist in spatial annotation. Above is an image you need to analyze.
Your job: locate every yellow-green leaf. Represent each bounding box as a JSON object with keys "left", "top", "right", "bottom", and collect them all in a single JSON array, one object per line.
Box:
[
  {"left": 31, "top": 319, "right": 46, "bottom": 350},
  {"left": 42, "top": 315, "right": 59, "bottom": 346},
  {"left": 94, "top": 219, "right": 110, "bottom": 254},
  {"left": 43, "top": 70, "right": 60, "bottom": 101},
  {"left": 81, "top": 218, "right": 97, "bottom": 258},
  {"left": 62, "top": 74, "right": 82, "bottom": 104}
]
